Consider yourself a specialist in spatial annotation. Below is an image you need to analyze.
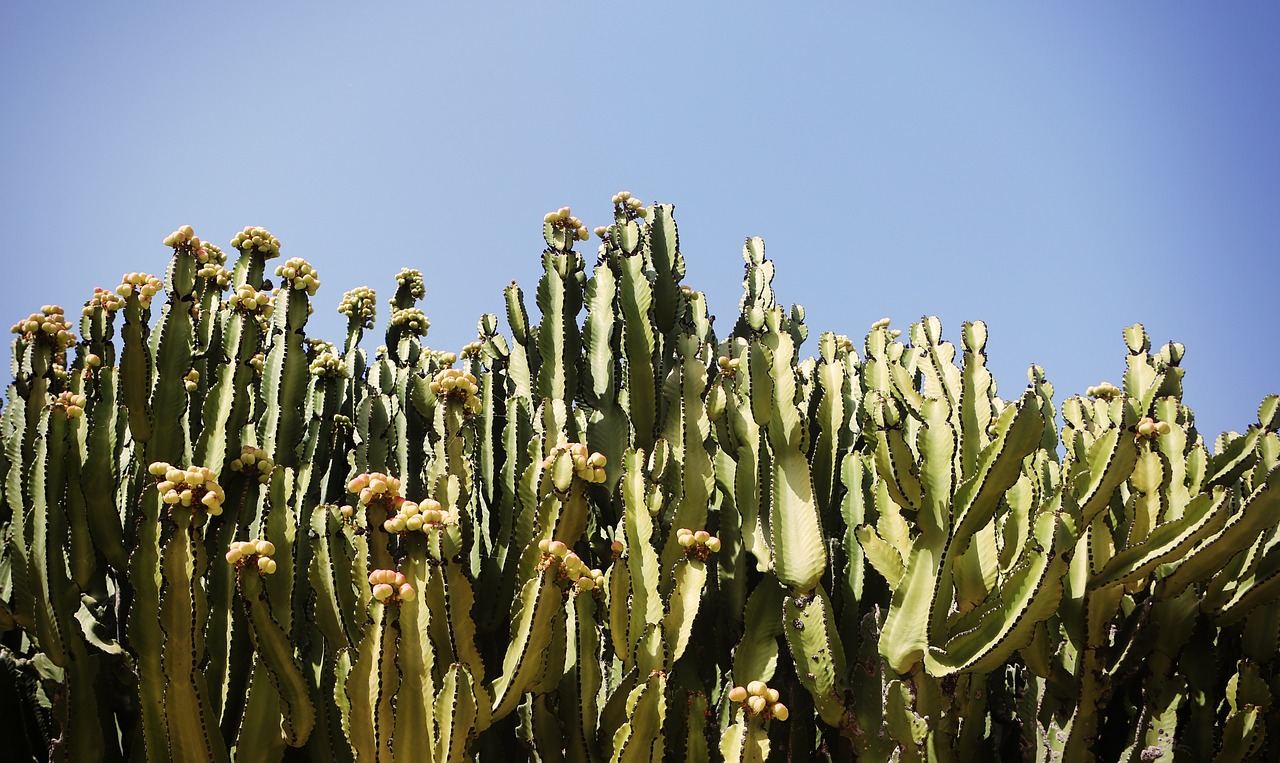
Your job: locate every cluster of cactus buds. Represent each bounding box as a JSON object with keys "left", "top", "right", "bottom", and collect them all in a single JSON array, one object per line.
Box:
[
  {"left": 338, "top": 286, "right": 377, "bottom": 328},
  {"left": 426, "top": 349, "right": 458, "bottom": 366},
  {"left": 183, "top": 368, "right": 200, "bottom": 393},
  {"left": 609, "top": 539, "right": 625, "bottom": 560},
  {"left": 196, "top": 263, "right": 232, "bottom": 288},
  {"left": 537, "top": 539, "right": 605, "bottom": 591},
  {"left": 675, "top": 528, "right": 721, "bottom": 560},
  {"left": 162, "top": 224, "right": 200, "bottom": 250},
  {"left": 230, "top": 226, "right": 281, "bottom": 258},
  {"left": 1135, "top": 416, "right": 1173, "bottom": 440},
  {"left": 544, "top": 207, "right": 590, "bottom": 242},
  {"left": 274, "top": 257, "right": 321, "bottom": 297},
  {"left": 394, "top": 268, "right": 426, "bottom": 301},
  {"left": 227, "top": 285, "right": 274, "bottom": 318},
  {"left": 430, "top": 368, "right": 481, "bottom": 415},
  {"left": 52, "top": 391, "right": 87, "bottom": 419},
  {"left": 610, "top": 190, "right": 648, "bottom": 218},
  {"left": 147, "top": 462, "right": 226, "bottom": 515},
  {"left": 871, "top": 317, "right": 891, "bottom": 330},
  {"left": 229, "top": 446, "right": 273, "bottom": 484},
  {"left": 116, "top": 273, "right": 164, "bottom": 308},
  {"left": 196, "top": 239, "right": 226, "bottom": 266},
  {"left": 347, "top": 472, "right": 404, "bottom": 514},
  {"left": 308, "top": 350, "right": 346, "bottom": 378},
  {"left": 542, "top": 442, "right": 608, "bottom": 485},
  {"left": 460, "top": 340, "right": 483, "bottom": 359},
  {"left": 716, "top": 355, "right": 741, "bottom": 378},
  {"left": 82, "top": 287, "right": 124, "bottom": 316},
  {"left": 225, "top": 539, "right": 278, "bottom": 575},
  {"left": 834, "top": 334, "right": 855, "bottom": 354},
  {"left": 1087, "top": 381, "right": 1123, "bottom": 400},
  {"left": 369, "top": 569, "right": 416, "bottom": 603},
  {"left": 249, "top": 352, "right": 265, "bottom": 374},
  {"left": 389, "top": 307, "right": 430, "bottom": 336},
  {"left": 382, "top": 498, "right": 453, "bottom": 534},
  {"left": 10, "top": 305, "right": 75, "bottom": 350},
  {"left": 727, "top": 681, "right": 788, "bottom": 721}
]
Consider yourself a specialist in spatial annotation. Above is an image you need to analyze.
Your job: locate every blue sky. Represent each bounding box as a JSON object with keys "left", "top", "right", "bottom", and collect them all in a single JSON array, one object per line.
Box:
[{"left": 2, "top": 4, "right": 1276, "bottom": 443}]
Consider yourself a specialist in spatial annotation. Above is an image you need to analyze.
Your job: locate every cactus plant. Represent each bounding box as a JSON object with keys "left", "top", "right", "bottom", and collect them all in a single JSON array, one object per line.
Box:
[{"left": 1, "top": 200, "right": 1278, "bottom": 762}]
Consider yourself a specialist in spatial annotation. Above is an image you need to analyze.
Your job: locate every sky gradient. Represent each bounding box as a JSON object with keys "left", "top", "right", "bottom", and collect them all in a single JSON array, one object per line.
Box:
[{"left": 2, "top": 3, "right": 1276, "bottom": 443}]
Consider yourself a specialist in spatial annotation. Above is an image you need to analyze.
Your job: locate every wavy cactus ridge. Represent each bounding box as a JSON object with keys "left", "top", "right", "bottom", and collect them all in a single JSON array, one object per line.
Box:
[{"left": 1, "top": 198, "right": 1277, "bottom": 761}]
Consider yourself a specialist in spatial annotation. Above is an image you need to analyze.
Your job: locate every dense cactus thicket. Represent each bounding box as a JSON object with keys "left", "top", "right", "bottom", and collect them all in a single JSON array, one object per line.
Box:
[{"left": 2, "top": 196, "right": 1279, "bottom": 762}]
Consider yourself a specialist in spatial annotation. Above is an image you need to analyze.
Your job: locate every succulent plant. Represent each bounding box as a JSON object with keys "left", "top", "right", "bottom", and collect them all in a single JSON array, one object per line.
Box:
[{"left": 2, "top": 199, "right": 1277, "bottom": 762}]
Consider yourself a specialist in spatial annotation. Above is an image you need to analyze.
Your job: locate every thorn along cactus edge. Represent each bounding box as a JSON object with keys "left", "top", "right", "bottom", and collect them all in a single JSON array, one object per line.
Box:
[{"left": 1, "top": 203, "right": 1278, "bottom": 763}]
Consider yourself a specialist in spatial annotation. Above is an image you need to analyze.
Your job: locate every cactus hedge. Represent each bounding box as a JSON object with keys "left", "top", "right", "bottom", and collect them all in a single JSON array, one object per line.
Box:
[{"left": 2, "top": 197, "right": 1279, "bottom": 762}]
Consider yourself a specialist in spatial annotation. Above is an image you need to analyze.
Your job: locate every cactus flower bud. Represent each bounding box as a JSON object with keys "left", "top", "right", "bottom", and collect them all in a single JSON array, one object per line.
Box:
[
  {"left": 399, "top": 585, "right": 416, "bottom": 602},
  {"left": 747, "top": 680, "right": 767, "bottom": 696},
  {"left": 747, "top": 695, "right": 767, "bottom": 715},
  {"left": 257, "top": 556, "right": 274, "bottom": 574},
  {"left": 372, "top": 583, "right": 394, "bottom": 601},
  {"left": 771, "top": 703, "right": 789, "bottom": 721},
  {"left": 728, "top": 686, "right": 748, "bottom": 703}
]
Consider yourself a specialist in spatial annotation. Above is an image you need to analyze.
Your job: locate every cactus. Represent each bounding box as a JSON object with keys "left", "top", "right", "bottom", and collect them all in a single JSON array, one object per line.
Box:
[{"left": 1, "top": 206, "right": 1278, "bottom": 762}]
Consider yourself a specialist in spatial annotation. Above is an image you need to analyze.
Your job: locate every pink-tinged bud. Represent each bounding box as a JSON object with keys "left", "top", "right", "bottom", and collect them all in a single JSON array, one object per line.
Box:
[
  {"left": 372, "top": 583, "right": 394, "bottom": 601},
  {"left": 747, "top": 696, "right": 767, "bottom": 714},
  {"left": 398, "top": 585, "right": 416, "bottom": 602},
  {"left": 727, "top": 686, "right": 748, "bottom": 703}
]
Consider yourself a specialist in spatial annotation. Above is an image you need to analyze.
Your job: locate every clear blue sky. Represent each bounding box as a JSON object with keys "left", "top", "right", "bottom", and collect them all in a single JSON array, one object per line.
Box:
[{"left": 2, "top": 4, "right": 1276, "bottom": 443}]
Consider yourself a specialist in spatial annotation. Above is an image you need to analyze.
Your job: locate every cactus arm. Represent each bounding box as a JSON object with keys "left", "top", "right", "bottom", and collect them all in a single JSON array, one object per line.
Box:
[
  {"left": 618, "top": 252, "right": 657, "bottom": 451},
  {"left": 856, "top": 525, "right": 905, "bottom": 590},
  {"left": 1073, "top": 426, "right": 1140, "bottom": 528},
  {"left": 648, "top": 204, "right": 682, "bottom": 336},
  {"left": 232, "top": 664, "right": 287, "bottom": 763},
  {"left": 621, "top": 450, "right": 663, "bottom": 660},
  {"left": 119, "top": 294, "right": 154, "bottom": 444},
  {"left": 345, "top": 605, "right": 398, "bottom": 762},
  {"left": 811, "top": 334, "right": 846, "bottom": 518},
  {"left": 488, "top": 567, "right": 560, "bottom": 721},
  {"left": 884, "top": 679, "right": 928, "bottom": 761},
  {"left": 879, "top": 539, "right": 939, "bottom": 674},
  {"left": 433, "top": 663, "right": 482, "bottom": 763},
  {"left": 662, "top": 558, "right": 707, "bottom": 666},
  {"left": 259, "top": 283, "right": 311, "bottom": 468},
  {"left": 760, "top": 313, "right": 828, "bottom": 592},
  {"left": 732, "top": 580, "right": 784, "bottom": 685},
  {"left": 1209, "top": 533, "right": 1280, "bottom": 626},
  {"left": 238, "top": 569, "right": 316, "bottom": 747},
  {"left": 783, "top": 585, "right": 848, "bottom": 727},
  {"left": 125, "top": 484, "right": 171, "bottom": 759},
  {"left": 392, "top": 548, "right": 436, "bottom": 760},
  {"left": 925, "top": 509, "right": 1074, "bottom": 676},
  {"left": 1155, "top": 465, "right": 1280, "bottom": 598},
  {"left": 866, "top": 393, "right": 923, "bottom": 512},
  {"left": 661, "top": 336, "right": 714, "bottom": 573},
  {"left": 192, "top": 311, "right": 262, "bottom": 469},
  {"left": 148, "top": 250, "right": 197, "bottom": 464},
  {"left": 564, "top": 588, "right": 603, "bottom": 763},
  {"left": 1204, "top": 426, "right": 1261, "bottom": 488},
  {"left": 1088, "top": 486, "right": 1230, "bottom": 589},
  {"left": 948, "top": 390, "right": 1044, "bottom": 550},
  {"left": 83, "top": 366, "right": 126, "bottom": 570},
  {"left": 717, "top": 707, "right": 770, "bottom": 763},
  {"left": 917, "top": 397, "right": 957, "bottom": 546},
  {"left": 607, "top": 670, "right": 667, "bottom": 763},
  {"left": 159, "top": 506, "right": 227, "bottom": 763}
]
